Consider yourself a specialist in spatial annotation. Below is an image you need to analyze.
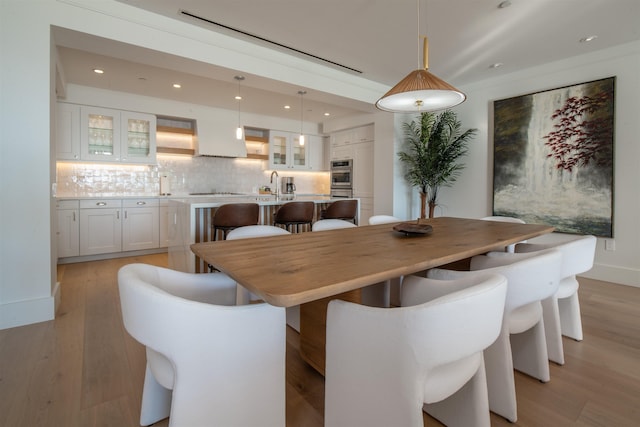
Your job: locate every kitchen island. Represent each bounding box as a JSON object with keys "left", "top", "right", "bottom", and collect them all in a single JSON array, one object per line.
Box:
[{"left": 167, "top": 195, "right": 360, "bottom": 273}]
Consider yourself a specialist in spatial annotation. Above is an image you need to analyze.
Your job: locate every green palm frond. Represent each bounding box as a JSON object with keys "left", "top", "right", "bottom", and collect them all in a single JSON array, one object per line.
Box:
[{"left": 399, "top": 110, "right": 477, "bottom": 205}]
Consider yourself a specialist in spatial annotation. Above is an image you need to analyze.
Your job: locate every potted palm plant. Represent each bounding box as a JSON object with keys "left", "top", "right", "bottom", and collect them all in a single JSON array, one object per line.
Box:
[{"left": 399, "top": 110, "right": 477, "bottom": 218}]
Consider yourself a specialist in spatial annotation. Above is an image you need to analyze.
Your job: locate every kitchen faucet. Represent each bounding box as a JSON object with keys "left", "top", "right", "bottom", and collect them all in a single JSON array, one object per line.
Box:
[{"left": 270, "top": 170, "right": 279, "bottom": 198}]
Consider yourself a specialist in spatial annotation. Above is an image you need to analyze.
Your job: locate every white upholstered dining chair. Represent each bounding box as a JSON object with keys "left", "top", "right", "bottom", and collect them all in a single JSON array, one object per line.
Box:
[
  {"left": 367, "top": 214, "right": 403, "bottom": 304},
  {"left": 324, "top": 273, "right": 507, "bottom": 427},
  {"left": 118, "top": 263, "right": 286, "bottom": 427},
  {"left": 427, "top": 249, "right": 562, "bottom": 422},
  {"left": 368, "top": 214, "right": 401, "bottom": 225},
  {"left": 312, "top": 218, "right": 358, "bottom": 231},
  {"left": 514, "top": 234, "right": 596, "bottom": 363},
  {"left": 481, "top": 215, "right": 526, "bottom": 252},
  {"left": 226, "top": 225, "right": 301, "bottom": 330}
]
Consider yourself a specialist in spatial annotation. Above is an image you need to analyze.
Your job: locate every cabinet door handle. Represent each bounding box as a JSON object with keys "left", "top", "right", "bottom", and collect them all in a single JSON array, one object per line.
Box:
[
  {"left": 96, "top": 202, "right": 107, "bottom": 206},
  {"left": 73, "top": 212, "right": 76, "bottom": 221},
  {"left": 125, "top": 211, "right": 128, "bottom": 219},
  {"left": 117, "top": 211, "right": 120, "bottom": 219},
  {"left": 136, "top": 201, "right": 146, "bottom": 205}
]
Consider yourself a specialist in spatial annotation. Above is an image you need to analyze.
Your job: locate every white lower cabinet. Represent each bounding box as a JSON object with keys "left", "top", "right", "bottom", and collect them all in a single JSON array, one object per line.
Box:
[
  {"left": 56, "top": 200, "right": 80, "bottom": 257},
  {"left": 80, "top": 200, "right": 123, "bottom": 256},
  {"left": 122, "top": 199, "right": 159, "bottom": 251},
  {"left": 72, "top": 198, "right": 160, "bottom": 258}
]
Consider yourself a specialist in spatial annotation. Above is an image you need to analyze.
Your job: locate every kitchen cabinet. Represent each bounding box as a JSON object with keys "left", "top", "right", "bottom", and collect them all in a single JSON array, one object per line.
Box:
[
  {"left": 269, "top": 130, "right": 308, "bottom": 170},
  {"left": 308, "top": 135, "right": 327, "bottom": 171},
  {"left": 270, "top": 130, "right": 326, "bottom": 170},
  {"left": 122, "top": 199, "right": 159, "bottom": 251},
  {"left": 56, "top": 103, "right": 81, "bottom": 160},
  {"left": 76, "top": 198, "right": 160, "bottom": 257},
  {"left": 330, "top": 124, "right": 374, "bottom": 161},
  {"left": 159, "top": 199, "right": 174, "bottom": 248},
  {"left": 79, "top": 199, "right": 123, "bottom": 255},
  {"left": 56, "top": 200, "right": 80, "bottom": 257},
  {"left": 79, "top": 105, "right": 156, "bottom": 164}
]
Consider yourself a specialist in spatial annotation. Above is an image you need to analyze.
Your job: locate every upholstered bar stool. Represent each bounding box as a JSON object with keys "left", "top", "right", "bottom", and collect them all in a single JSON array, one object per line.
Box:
[
  {"left": 321, "top": 199, "right": 358, "bottom": 224},
  {"left": 211, "top": 203, "right": 259, "bottom": 240},
  {"left": 273, "top": 201, "right": 315, "bottom": 233}
]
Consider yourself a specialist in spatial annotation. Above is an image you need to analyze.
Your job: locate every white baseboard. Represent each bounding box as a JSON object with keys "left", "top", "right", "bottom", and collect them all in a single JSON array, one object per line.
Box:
[
  {"left": 582, "top": 263, "right": 640, "bottom": 288},
  {"left": 0, "top": 295, "right": 55, "bottom": 330}
]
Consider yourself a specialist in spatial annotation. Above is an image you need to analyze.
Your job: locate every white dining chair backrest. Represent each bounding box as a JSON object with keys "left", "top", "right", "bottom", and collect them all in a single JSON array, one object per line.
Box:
[
  {"left": 515, "top": 234, "right": 596, "bottom": 281},
  {"left": 368, "top": 215, "right": 402, "bottom": 225},
  {"left": 325, "top": 274, "right": 507, "bottom": 427},
  {"left": 515, "top": 234, "right": 596, "bottom": 349},
  {"left": 468, "top": 249, "right": 562, "bottom": 313},
  {"left": 312, "top": 218, "right": 357, "bottom": 231},
  {"left": 226, "top": 224, "right": 290, "bottom": 240},
  {"left": 481, "top": 215, "right": 525, "bottom": 223},
  {"left": 118, "top": 263, "right": 286, "bottom": 427}
]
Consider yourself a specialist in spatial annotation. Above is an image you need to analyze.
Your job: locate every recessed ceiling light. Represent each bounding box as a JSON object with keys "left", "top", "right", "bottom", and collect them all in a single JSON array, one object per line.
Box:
[
  {"left": 284, "top": 105, "right": 291, "bottom": 109},
  {"left": 497, "top": 1, "right": 511, "bottom": 9},
  {"left": 489, "top": 62, "right": 504, "bottom": 69},
  {"left": 235, "top": 95, "right": 242, "bottom": 100},
  {"left": 324, "top": 112, "right": 331, "bottom": 116},
  {"left": 93, "top": 68, "right": 104, "bottom": 74},
  {"left": 173, "top": 83, "right": 182, "bottom": 88},
  {"left": 579, "top": 35, "right": 598, "bottom": 43}
]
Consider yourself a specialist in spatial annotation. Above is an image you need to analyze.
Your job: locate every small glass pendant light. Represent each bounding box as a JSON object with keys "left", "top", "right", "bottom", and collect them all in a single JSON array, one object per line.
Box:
[
  {"left": 298, "top": 90, "right": 306, "bottom": 146},
  {"left": 234, "top": 75, "right": 245, "bottom": 140}
]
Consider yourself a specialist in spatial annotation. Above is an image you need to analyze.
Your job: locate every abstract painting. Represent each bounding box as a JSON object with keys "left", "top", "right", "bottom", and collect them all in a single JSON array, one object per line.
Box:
[{"left": 492, "top": 77, "right": 615, "bottom": 237}]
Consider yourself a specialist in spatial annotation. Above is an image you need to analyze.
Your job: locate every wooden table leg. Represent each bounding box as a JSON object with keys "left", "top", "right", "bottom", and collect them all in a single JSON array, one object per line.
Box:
[{"left": 299, "top": 289, "right": 361, "bottom": 376}]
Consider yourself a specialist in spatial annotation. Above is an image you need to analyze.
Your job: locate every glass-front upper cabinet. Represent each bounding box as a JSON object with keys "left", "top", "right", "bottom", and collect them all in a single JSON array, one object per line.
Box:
[
  {"left": 80, "top": 106, "right": 156, "bottom": 164},
  {"left": 80, "top": 106, "right": 121, "bottom": 161},
  {"left": 269, "top": 130, "right": 309, "bottom": 170},
  {"left": 121, "top": 111, "right": 156, "bottom": 163},
  {"left": 270, "top": 131, "right": 288, "bottom": 168},
  {"left": 291, "top": 135, "right": 307, "bottom": 167}
]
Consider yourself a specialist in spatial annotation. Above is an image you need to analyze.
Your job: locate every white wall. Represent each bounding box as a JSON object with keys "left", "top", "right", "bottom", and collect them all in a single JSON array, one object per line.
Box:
[{"left": 395, "top": 42, "right": 640, "bottom": 287}]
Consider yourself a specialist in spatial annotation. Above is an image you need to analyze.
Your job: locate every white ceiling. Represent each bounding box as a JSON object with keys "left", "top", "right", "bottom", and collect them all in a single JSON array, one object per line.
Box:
[{"left": 54, "top": 0, "right": 640, "bottom": 122}]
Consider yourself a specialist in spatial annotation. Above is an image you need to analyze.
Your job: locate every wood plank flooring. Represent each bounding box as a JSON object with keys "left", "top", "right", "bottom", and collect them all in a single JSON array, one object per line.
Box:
[{"left": 1, "top": 253, "right": 638, "bottom": 426}]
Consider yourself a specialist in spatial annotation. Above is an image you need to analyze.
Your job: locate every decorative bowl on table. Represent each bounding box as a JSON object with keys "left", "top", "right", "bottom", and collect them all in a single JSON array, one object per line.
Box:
[{"left": 392, "top": 221, "right": 433, "bottom": 236}]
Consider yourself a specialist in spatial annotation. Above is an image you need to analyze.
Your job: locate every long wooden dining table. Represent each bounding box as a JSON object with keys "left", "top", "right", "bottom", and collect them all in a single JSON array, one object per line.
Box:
[{"left": 190, "top": 216, "right": 554, "bottom": 374}]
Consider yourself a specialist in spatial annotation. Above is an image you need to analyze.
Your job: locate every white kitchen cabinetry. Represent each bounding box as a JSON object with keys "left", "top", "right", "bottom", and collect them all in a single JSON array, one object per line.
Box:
[
  {"left": 79, "top": 105, "right": 156, "bottom": 164},
  {"left": 330, "top": 124, "right": 374, "bottom": 161},
  {"left": 159, "top": 199, "right": 174, "bottom": 248},
  {"left": 79, "top": 199, "right": 123, "bottom": 256},
  {"left": 122, "top": 199, "right": 159, "bottom": 251},
  {"left": 56, "top": 103, "right": 81, "bottom": 160},
  {"left": 56, "top": 200, "right": 80, "bottom": 258},
  {"left": 353, "top": 141, "right": 374, "bottom": 222},
  {"left": 270, "top": 130, "right": 309, "bottom": 170},
  {"left": 308, "top": 135, "right": 327, "bottom": 171}
]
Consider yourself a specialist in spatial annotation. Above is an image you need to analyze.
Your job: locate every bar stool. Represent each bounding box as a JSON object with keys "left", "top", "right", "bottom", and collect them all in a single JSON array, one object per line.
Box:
[
  {"left": 321, "top": 199, "right": 358, "bottom": 224},
  {"left": 273, "top": 201, "right": 315, "bottom": 233},
  {"left": 211, "top": 203, "right": 260, "bottom": 240}
]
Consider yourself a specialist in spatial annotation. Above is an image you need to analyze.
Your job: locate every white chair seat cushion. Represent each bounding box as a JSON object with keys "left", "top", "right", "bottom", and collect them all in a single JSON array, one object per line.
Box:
[
  {"left": 556, "top": 277, "right": 579, "bottom": 299},
  {"left": 424, "top": 353, "right": 482, "bottom": 403},
  {"left": 508, "top": 301, "right": 543, "bottom": 335}
]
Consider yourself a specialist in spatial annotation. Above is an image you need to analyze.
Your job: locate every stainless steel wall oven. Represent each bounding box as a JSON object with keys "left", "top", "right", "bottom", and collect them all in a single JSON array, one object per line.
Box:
[{"left": 330, "top": 159, "right": 353, "bottom": 198}]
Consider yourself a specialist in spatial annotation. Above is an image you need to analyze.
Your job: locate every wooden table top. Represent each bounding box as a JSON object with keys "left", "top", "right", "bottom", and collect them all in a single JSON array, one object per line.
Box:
[{"left": 190, "top": 217, "right": 554, "bottom": 307}]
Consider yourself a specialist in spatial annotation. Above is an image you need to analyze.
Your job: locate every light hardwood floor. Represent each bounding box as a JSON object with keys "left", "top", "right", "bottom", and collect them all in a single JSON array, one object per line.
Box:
[{"left": 1, "top": 253, "right": 639, "bottom": 427}]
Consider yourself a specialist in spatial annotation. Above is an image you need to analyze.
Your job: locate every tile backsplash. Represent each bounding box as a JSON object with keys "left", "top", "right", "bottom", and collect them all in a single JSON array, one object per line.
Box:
[{"left": 56, "top": 156, "right": 330, "bottom": 197}]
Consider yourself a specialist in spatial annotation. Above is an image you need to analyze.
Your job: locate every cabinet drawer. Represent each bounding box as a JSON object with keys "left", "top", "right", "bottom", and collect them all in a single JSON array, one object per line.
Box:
[
  {"left": 123, "top": 198, "right": 159, "bottom": 208},
  {"left": 56, "top": 200, "right": 79, "bottom": 209},
  {"left": 80, "top": 199, "right": 122, "bottom": 209}
]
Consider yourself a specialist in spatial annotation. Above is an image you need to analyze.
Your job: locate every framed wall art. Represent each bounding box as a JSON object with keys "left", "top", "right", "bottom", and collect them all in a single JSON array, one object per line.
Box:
[{"left": 492, "top": 77, "right": 615, "bottom": 237}]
